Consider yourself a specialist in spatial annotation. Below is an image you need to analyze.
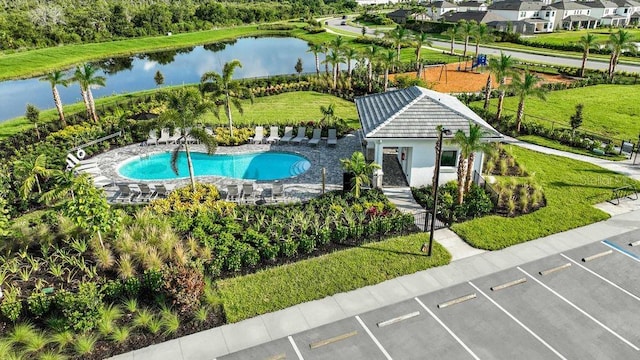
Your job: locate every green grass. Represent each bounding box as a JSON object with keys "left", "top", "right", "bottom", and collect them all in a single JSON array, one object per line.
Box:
[
  {"left": 217, "top": 233, "right": 451, "bottom": 323},
  {"left": 476, "top": 84, "right": 640, "bottom": 141},
  {"left": 518, "top": 135, "right": 628, "bottom": 161},
  {"left": 528, "top": 29, "right": 640, "bottom": 46},
  {"left": 451, "top": 145, "right": 639, "bottom": 250}
]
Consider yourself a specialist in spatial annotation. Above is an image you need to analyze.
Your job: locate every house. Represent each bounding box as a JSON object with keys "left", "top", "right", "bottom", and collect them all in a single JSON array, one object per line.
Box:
[
  {"left": 584, "top": 0, "right": 627, "bottom": 27},
  {"left": 386, "top": 8, "right": 415, "bottom": 24},
  {"left": 488, "top": 0, "right": 556, "bottom": 33},
  {"left": 548, "top": 0, "right": 599, "bottom": 30},
  {"left": 457, "top": 1, "right": 489, "bottom": 12},
  {"left": 423, "top": 1, "right": 459, "bottom": 20},
  {"left": 612, "top": 0, "right": 640, "bottom": 25},
  {"left": 355, "top": 86, "right": 502, "bottom": 187},
  {"left": 442, "top": 10, "right": 509, "bottom": 25}
]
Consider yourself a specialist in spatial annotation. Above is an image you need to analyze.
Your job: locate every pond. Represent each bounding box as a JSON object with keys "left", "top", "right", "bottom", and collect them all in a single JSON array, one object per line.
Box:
[{"left": 0, "top": 37, "right": 329, "bottom": 123}]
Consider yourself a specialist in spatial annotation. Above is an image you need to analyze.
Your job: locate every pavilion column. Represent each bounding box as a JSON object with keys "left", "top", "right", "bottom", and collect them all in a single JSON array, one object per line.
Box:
[{"left": 373, "top": 140, "right": 384, "bottom": 168}]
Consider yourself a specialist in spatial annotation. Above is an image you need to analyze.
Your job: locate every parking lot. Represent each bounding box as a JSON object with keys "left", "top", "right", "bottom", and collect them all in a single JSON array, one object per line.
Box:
[{"left": 219, "top": 230, "right": 640, "bottom": 360}]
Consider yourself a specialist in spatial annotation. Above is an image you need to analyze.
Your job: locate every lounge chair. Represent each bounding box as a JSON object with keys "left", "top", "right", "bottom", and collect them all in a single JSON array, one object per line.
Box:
[
  {"left": 117, "top": 184, "right": 138, "bottom": 202},
  {"left": 290, "top": 127, "right": 308, "bottom": 145},
  {"left": 308, "top": 128, "right": 322, "bottom": 146},
  {"left": 241, "top": 183, "right": 254, "bottom": 203},
  {"left": 154, "top": 184, "right": 168, "bottom": 198},
  {"left": 67, "top": 153, "right": 97, "bottom": 166},
  {"left": 146, "top": 129, "right": 158, "bottom": 146},
  {"left": 250, "top": 126, "right": 264, "bottom": 144},
  {"left": 271, "top": 181, "right": 285, "bottom": 203},
  {"left": 76, "top": 165, "right": 102, "bottom": 176},
  {"left": 226, "top": 184, "right": 240, "bottom": 202},
  {"left": 66, "top": 159, "right": 98, "bottom": 172},
  {"left": 327, "top": 129, "right": 337, "bottom": 147},
  {"left": 157, "top": 128, "right": 171, "bottom": 144},
  {"left": 184, "top": 128, "right": 197, "bottom": 144},
  {"left": 279, "top": 126, "right": 294, "bottom": 144},
  {"left": 92, "top": 175, "right": 113, "bottom": 188},
  {"left": 266, "top": 126, "right": 280, "bottom": 144},
  {"left": 168, "top": 128, "right": 182, "bottom": 144},
  {"left": 137, "top": 183, "right": 156, "bottom": 202}
]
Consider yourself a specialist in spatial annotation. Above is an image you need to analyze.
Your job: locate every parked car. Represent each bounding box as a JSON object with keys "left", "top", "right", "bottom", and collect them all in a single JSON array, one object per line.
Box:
[{"left": 340, "top": 21, "right": 346, "bottom": 25}]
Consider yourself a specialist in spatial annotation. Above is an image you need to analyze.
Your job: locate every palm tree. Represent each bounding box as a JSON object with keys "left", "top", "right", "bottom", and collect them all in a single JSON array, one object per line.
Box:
[
  {"left": 363, "top": 45, "right": 381, "bottom": 93},
  {"left": 442, "top": 24, "right": 458, "bottom": 55},
  {"left": 323, "top": 50, "right": 345, "bottom": 89},
  {"left": 155, "top": 88, "right": 218, "bottom": 191},
  {"left": 321, "top": 42, "right": 330, "bottom": 75},
  {"left": 458, "top": 20, "right": 477, "bottom": 58},
  {"left": 13, "top": 154, "right": 56, "bottom": 200},
  {"left": 381, "top": 50, "right": 398, "bottom": 92},
  {"left": 448, "top": 124, "right": 490, "bottom": 203},
  {"left": 307, "top": 43, "right": 323, "bottom": 76},
  {"left": 606, "top": 30, "right": 635, "bottom": 81},
  {"left": 73, "top": 64, "right": 106, "bottom": 123},
  {"left": 200, "top": 60, "right": 253, "bottom": 138},
  {"left": 39, "top": 70, "right": 69, "bottom": 127},
  {"left": 487, "top": 52, "right": 517, "bottom": 117},
  {"left": 340, "top": 151, "right": 381, "bottom": 198},
  {"left": 330, "top": 35, "right": 345, "bottom": 52},
  {"left": 507, "top": 71, "right": 548, "bottom": 133},
  {"left": 40, "top": 169, "right": 82, "bottom": 204},
  {"left": 414, "top": 31, "right": 433, "bottom": 78},
  {"left": 471, "top": 23, "right": 492, "bottom": 57},
  {"left": 576, "top": 33, "right": 599, "bottom": 78},
  {"left": 385, "top": 25, "right": 408, "bottom": 62},
  {"left": 343, "top": 47, "right": 358, "bottom": 81}
]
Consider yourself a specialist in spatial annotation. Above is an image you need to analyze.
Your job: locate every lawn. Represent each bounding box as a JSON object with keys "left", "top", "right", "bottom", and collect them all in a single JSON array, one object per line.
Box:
[
  {"left": 451, "top": 145, "right": 639, "bottom": 250},
  {"left": 476, "top": 84, "right": 640, "bottom": 141},
  {"left": 528, "top": 28, "right": 640, "bottom": 46},
  {"left": 217, "top": 233, "right": 451, "bottom": 323},
  {"left": 518, "top": 135, "right": 628, "bottom": 161}
]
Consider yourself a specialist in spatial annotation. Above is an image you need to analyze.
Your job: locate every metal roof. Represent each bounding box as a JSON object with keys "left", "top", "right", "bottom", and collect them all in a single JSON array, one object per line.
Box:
[
  {"left": 489, "top": 0, "right": 544, "bottom": 11},
  {"left": 548, "top": 0, "right": 592, "bottom": 9},
  {"left": 355, "top": 86, "right": 502, "bottom": 139}
]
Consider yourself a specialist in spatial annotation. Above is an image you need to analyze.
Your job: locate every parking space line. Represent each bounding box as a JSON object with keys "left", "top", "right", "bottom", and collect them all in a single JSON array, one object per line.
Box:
[
  {"left": 560, "top": 253, "right": 640, "bottom": 302},
  {"left": 468, "top": 282, "right": 567, "bottom": 360},
  {"left": 377, "top": 311, "right": 421, "bottom": 328},
  {"left": 288, "top": 335, "right": 304, "bottom": 360},
  {"left": 602, "top": 240, "right": 640, "bottom": 263},
  {"left": 355, "top": 316, "right": 392, "bottom": 360},
  {"left": 517, "top": 267, "right": 640, "bottom": 351},
  {"left": 414, "top": 297, "right": 481, "bottom": 360}
]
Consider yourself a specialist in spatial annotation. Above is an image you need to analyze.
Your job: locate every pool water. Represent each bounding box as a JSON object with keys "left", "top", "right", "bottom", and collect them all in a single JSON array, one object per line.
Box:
[{"left": 118, "top": 151, "right": 311, "bottom": 181}]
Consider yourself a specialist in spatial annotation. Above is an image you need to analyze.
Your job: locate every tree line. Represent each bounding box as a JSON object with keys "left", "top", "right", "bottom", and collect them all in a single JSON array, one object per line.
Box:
[{"left": 0, "top": 0, "right": 357, "bottom": 50}]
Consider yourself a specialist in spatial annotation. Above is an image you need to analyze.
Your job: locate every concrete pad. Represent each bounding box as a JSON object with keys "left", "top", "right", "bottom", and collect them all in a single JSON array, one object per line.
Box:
[
  {"left": 179, "top": 328, "right": 227, "bottom": 360},
  {"left": 365, "top": 278, "right": 412, "bottom": 306},
  {"left": 133, "top": 339, "right": 183, "bottom": 360},
  {"left": 332, "top": 287, "right": 382, "bottom": 317},
  {"left": 425, "top": 264, "right": 471, "bottom": 287},
  {"left": 261, "top": 306, "right": 311, "bottom": 340},
  {"left": 453, "top": 254, "right": 501, "bottom": 280},
  {"left": 435, "top": 228, "right": 486, "bottom": 261},
  {"left": 479, "top": 250, "right": 528, "bottom": 270},
  {"left": 217, "top": 337, "right": 298, "bottom": 360},
  {"left": 220, "top": 316, "right": 271, "bottom": 354},
  {"left": 107, "top": 352, "right": 134, "bottom": 360},
  {"left": 296, "top": 296, "right": 347, "bottom": 328},
  {"left": 395, "top": 270, "right": 445, "bottom": 295}
]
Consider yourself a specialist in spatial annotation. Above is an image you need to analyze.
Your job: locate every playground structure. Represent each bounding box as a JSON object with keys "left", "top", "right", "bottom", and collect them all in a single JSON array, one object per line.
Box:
[{"left": 457, "top": 54, "right": 488, "bottom": 72}]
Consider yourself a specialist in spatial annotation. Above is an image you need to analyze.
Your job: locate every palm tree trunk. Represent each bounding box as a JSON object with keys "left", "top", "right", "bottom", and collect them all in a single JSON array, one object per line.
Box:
[
  {"left": 315, "top": 54, "right": 320, "bottom": 76},
  {"left": 52, "top": 86, "right": 66, "bottom": 127},
  {"left": 475, "top": 42, "right": 480, "bottom": 58},
  {"left": 465, "top": 153, "right": 475, "bottom": 193},
  {"left": 450, "top": 38, "right": 454, "bottom": 55},
  {"left": 384, "top": 68, "right": 389, "bottom": 92},
  {"left": 610, "top": 53, "right": 618, "bottom": 81},
  {"left": 483, "top": 74, "right": 492, "bottom": 110},
  {"left": 463, "top": 37, "right": 469, "bottom": 58},
  {"left": 87, "top": 89, "right": 98, "bottom": 123},
  {"left": 580, "top": 50, "right": 588, "bottom": 78},
  {"left": 80, "top": 89, "right": 91, "bottom": 119},
  {"left": 368, "top": 63, "right": 373, "bottom": 92},
  {"left": 397, "top": 45, "right": 401, "bottom": 62},
  {"left": 496, "top": 90, "right": 505, "bottom": 120},
  {"left": 185, "top": 143, "right": 196, "bottom": 191},
  {"left": 333, "top": 65, "right": 338, "bottom": 89},
  {"left": 226, "top": 94, "right": 234, "bottom": 137},
  {"left": 516, "top": 98, "right": 525, "bottom": 133},
  {"left": 456, "top": 154, "right": 466, "bottom": 205},
  {"left": 325, "top": 54, "right": 329, "bottom": 75},
  {"left": 416, "top": 47, "right": 421, "bottom": 71}
]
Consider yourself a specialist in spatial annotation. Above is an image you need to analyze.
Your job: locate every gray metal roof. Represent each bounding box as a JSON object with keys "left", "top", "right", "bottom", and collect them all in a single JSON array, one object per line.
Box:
[
  {"left": 488, "top": 0, "right": 544, "bottom": 11},
  {"left": 548, "top": 0, "right": 592, "bottom": 9},
  {"left": 582, "top": 0, "right": 619, "bottom": 8},
  {"left": 355, "top": 86, "right": 502, "bottom": 139}
]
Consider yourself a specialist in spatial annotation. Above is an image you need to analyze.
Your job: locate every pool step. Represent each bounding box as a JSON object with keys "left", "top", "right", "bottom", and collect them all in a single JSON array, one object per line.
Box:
[{"left": 290, "top": 160, "right": 310, "bottom": 176}]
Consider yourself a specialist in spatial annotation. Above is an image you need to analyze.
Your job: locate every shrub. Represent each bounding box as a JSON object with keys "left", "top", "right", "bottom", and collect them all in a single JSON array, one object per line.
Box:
[
  {"left": 26, "top": 291, "right": 52, "bottom": 318},
  {"left": 162, "top": 265, "right": 205, "bottom": 315},
  {"left": 53, "top": 282, "right": 103, "bottom": 332}
]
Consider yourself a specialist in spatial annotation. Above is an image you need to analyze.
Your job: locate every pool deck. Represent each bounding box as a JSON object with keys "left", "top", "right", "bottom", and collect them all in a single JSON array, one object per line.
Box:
[{"left": 91, "top": 134, "right": 363, "bottom": 202}]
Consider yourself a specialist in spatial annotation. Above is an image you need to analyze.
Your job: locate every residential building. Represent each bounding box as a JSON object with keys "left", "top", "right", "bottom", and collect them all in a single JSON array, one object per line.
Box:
[
  {"left": 442, "top": 10, "right": 509, "bottom": 25},
  {"left": 488, "top": 0, "right": 556, "bottom": 33},
  {"left": 423, "top": 1, "right": 459, "bottom": 20},
  {"left": 457, "top": 1, "right": 489, "bottom": 11},
  {"left": 387, "top": 8, "right": 415, "bottom": 24},
  {"left": 548, "top": 0, "right": 599, "bottom": 30},
  {"left": 584, "top": 0, "right": 627, "bottom": 27},
  {"left": 612, "top": 0, "right": 640, "bottom": 25}
]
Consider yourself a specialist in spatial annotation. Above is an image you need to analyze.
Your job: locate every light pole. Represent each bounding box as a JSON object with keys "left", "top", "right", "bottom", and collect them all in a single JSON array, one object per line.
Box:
[{"left": 423, "top": 125, "right": 451, "bottom": 256}]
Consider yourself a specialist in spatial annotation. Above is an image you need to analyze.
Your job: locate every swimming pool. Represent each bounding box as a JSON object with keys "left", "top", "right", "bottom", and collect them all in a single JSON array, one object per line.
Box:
[{"left": 118, "top": 151, "right": 311, "bottom": 181}]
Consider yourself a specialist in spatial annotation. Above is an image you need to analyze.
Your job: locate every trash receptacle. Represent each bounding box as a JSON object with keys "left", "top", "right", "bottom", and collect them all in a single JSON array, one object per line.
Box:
[{"left": 372, "top": 169, "right": 384, "bottom": 189}]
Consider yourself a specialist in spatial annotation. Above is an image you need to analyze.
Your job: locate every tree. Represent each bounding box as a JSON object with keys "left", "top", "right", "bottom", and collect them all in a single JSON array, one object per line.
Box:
[
  {"left": 319, "top": 103, "right": 336, "bottom": 127},
  {"left": 343, "top": 47, "right": 358, "bottom": 81},
  {"left": 361, "top": 25, "right": 367, "bottom": 36},
  {"left": 323, "top": 50, "right": 345, "bottom": 89},
  {"left": 487, "top": 52, "right": 516, "bottom": 118},
  {"left": 471, "top": 23, "right": 492, "bottom": 57},
  {"left": 381, "top": 50, "right": 398, "bottom": 92},
  {"left": 607, "top": 30, "right": 635, "bottom": 81},
  {"left": 448, "top": 123, "right": 491, "bottom": 204},
  {"left": 576, "top": 33, "right": 598, "bottom": 78},
  {"left": 39, "top": 70, "right": 69, "bottom": 127},
  {"left": 569, "top": 103, "right": 584, "bottom": 139},
  {"left": 200, "top": 59, "right": 253, "bottom": 138},
  {"left": 363, "top": 45, "right": 381, "bottom": 92},
  {"left": 507, "top": 71, "right": 548, "bottom": 133},
  {"left": 25, "top": 104, "right": 40, "bottom": 140},
  {"left": 62, "top": 174, "right": 120, "bottom": 249},
  {"left": 458, "top": 20, "right": 477, "bottom": 58},
  {"left": 73, "top": 63, "right": 106, "bottom": 123},
  {"left": 295, "top": 57, "right": 304, "bottom": 79},
  {"left": 307, "top": 43, "right": 323, "bottom": 76},
  {"left": 155, "top": 88, "right": 218, "bottom": 191},
  {"left": 154, "top": 70, "right": 165, "bottom": 86},
  {"left": 385, "top": 25, "right": 408, "bottom": 62},
  {"left": 442, "top": 24, "right": 458, "bottom": 55},
  {"left": 40, "top": 169, "right": 80, "bottom": 205},
  {"left": 340, "top": 151, "right": 381, "bottom": 198},
  {"left": 321, "top": 42, "right": 330, "bottom": 74},
  {"left": 13, "top": 153, "right": 55, "bottom": 200},
  {"left": 414, "top": 31, "right": 432, "bottom": 78}
]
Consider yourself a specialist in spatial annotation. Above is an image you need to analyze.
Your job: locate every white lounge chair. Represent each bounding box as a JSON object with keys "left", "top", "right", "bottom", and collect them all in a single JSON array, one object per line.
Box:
[
  {"left": 241, "top": 183, "right": 254, "bottom": 203},
  {"left": 157, "top": 128, "right": 171, "bottom": 144},
  {"left": 226, "top": 184, "right": 239, "bottom": 202},
  {"left": 67, "top": 153, "right": 97, "bottom": 166},
  {"left": 308, "top": 128, "right": 322, "bottom": 146},
  {"left": 250, "top": 126, "right": 264, "bottom": 144},
  {"left": 327, "top": 129, "right": 337, "bottom": 147},
  {"left": 279, "top": 126, "right": 294, "bottom": 144},
  {"left": 146, "top": 129, "right": 158, "bottom": 146},
  {"left": 92, "top": 175, "right": 113, "bottom": 188},
  {"left": 271, "top": 182, "right": 285, "bottom": 203},
  {"left": 290, "top": 127, "right": 308, "bottom": 145},
  {"left": 168, "top": 128, "right": 182, "bottom": 144},
  {"left": 266, "top": 126, "right": 280, "bottom": 144}
]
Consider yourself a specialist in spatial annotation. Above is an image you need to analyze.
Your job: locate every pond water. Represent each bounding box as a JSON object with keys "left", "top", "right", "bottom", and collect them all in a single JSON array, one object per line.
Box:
[{"left": 0, "top": 37, "right": 328, "bottom": 123}]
